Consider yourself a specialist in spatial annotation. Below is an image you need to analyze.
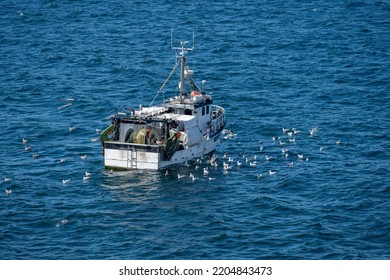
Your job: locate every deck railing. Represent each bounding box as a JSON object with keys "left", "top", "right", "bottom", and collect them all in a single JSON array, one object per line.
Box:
[{"left": 210, "top": 105, "right": 225, "bottom": 134}]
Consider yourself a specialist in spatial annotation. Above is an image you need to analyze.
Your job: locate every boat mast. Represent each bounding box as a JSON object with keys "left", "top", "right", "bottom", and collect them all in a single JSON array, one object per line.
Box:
[{"left": 172, "top": 30, "right": 194, "bottom": 102}]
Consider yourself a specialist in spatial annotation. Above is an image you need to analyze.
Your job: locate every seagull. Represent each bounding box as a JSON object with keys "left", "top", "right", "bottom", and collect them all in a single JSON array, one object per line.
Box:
[
  {"left": 298, "top": 154, "right": 304, "bottom": 160},
  {"left": 319, "top": 147, "right": 324, "bottom": 152},
  {"left": 208, "top": 177, "right": 216, "bottom": 181},
  {"left": 22, "top": 138, "right": 29, "bottom": 144},
  {"left": 293, "top": 128, "right": 301, "bottom": 135},
  {"left": 85, "top": 171, "right": 91, "bottom": 177},
  {"left": 282, "top": 128, "right": 289, "bottom": 134},
  {"left": 189, "top": 173, "right": 197, "bottom": 181},
  {"left": 60, "top": 158, "right": 67, "bottom": 163},
  {"left": 80, "top": 154, "right": 87, "bottom": 160},
  {"left": 203, "top": 167, "right": 209, "bottom": 176},
  {"left": 310, "top": 127, "right": 318, "bottom": 136},
  {"left": 62, "top": 179, "right": 71, "bottom": 185},
  {"left": 265, "top": 155, "right": 273, "bottom": 161},
  {"left": 223, "top": 169, "right": 228, "bottom": 175},
  {"left": 165, "top": 170, "right": 169, "bottom": 176},
  {"left": 287, "top": 162, "right": 294, "bottom": 167},
  {"left": 95, "top": 128, "right": 102, "bottom": 134},
  {"left": 83, "top": 175, "right": 90, "bottom": 181},
  {"left": 91, "top": 137, "right": 99, "bottom": 142},
  {"left": 249, "top": 161, "right": 257, "bottom": 167},
  {"left": 223, "top": 162, "right": 232, "bottom": 170},
  {"left": 32, "top": 153, "right": 40, "bottom": 159},
  {"left": 4, "top": 177, "right": 12, "bottom": 182},
  {"left": 237, "top": 160, "right": 242, "bottom": 167},
  {"left": 24, "top": 146, "right": 32, "bottom": 152},
  {"left": 279, "top": 141, "right": 286, "bottom": 146},
  {"left": 269, "top": 170, "right": 276, "bottom": 176},
  {"left": 259, "top": 146, "right": 264, "bottom": 152},
  {"left": 56, "top": 219, "right": 68, "bottom": 228},
  {"left": 256, "top": 174, "right": 263, "bottom": 180},
  {"left": 228, "top": 157, "right": 234, "bottom": 163},
  {"left": 287, "top": 132, "right": 293, "bottom": 137},
  {"left": 5, "top": 189, "right": 12, "bottom": 195},
  {"left": 178, "top": 174, "right": 186, "bottom": 179},
  {"left": 68, "top": 127, "right": 76, "bottom": 132},
  {"left": 272, "top": 136, "right": 280, "bottom": 141},
  {"left": 289, "top": 138, "right": 296, "bottom": 143},
  {"left": 336, "top": 140, "right": 342, "bottom": 145},
  {"left": 281, "top": 148, "right": 289, "bottom": 154}
]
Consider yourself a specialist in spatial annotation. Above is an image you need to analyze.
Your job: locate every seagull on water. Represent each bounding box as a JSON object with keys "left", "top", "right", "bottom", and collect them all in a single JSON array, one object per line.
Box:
[
  {"left": 60, "top": 158, "right": 67, "bottom": 163},
  {"left": 5, "top": 189, "right": 12, "bottom": 195},
  {"left": 80, "top": 154, "right": 87, "bottom": 160},
  {"left": 83, "top": 175, "right": 90, "bottom": 181},
  {"left": 256, "top": 174, "right": 263, "bottom": 180},
  {"left": 269, "top": 170, "right": 276, "bottom": 176},
  {"left": 22, "top": 138, "right": 29, "bottom": 144},
  {"left": 62, "top": 179, "right": 71, "bottom": 185},
  {"left": 336, "top": 140, "right": 342, "bottom": 145},
  {"left": 259, "top": 146, "right": 264, "bottom": 152},
  {"left": 189, "top": 173, "right": 197, "bottom": 181},
  {"left": 4, "top": 177, "right": 12, "bottom": 183},
  {"left": 178, "top": 174, "right": 186, "bottom": 179},
  {"left": 265, "top": 155, "right": 273, "bottom": 161},
  {"left": 237, "top": 160, "right": 242, "bottom": 167},
  {"left": 223, "top": 162, "right": 232, "bottom": 170},
  {"left": 68, "top": 127, "right": 76, "bottom": 132},
  {"left": 203, "top": 167, "right": 209, "bottom": 176},
  {"left": 32, "top": 153, "right": 40, "bottom": 159},
  {"left": 24, "top": 146, "right": 32, "bottom": 152},
  {"left": 208, "top": 177, "right": 216, "bottom": 181},
  {"left": 293, "top": 128, "right": 301, "bottom": 135}
]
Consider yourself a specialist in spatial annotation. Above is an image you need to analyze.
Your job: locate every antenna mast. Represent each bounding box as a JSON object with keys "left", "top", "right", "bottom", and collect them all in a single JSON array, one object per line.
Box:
[{"left": 171, "top": 29, "right": 195, "bottom": 101}]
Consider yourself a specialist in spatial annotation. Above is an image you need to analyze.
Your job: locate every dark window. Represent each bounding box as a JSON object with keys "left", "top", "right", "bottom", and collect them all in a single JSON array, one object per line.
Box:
[
  {"left": 202, "top": 107, "right": 205, "bottom": 115},
  {"left": 206, "top": 106, "right": 210, "bottom": 114}
]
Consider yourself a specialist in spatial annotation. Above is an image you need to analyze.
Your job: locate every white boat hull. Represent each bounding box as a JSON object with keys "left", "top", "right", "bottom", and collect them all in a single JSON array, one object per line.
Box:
[{"left": 103, "top": 133, "right": 221, "bottom": 171}]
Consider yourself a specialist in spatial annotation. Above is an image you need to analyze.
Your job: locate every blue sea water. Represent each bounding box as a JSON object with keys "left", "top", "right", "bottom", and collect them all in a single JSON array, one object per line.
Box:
[{"left": 1, "top": 0, "right": 389, "bottom": 260}]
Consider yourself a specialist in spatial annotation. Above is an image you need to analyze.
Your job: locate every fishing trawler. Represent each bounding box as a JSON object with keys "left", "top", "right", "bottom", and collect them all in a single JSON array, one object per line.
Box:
[{"left": 100, "top": 36, "right": 225, "bottom": 170}]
